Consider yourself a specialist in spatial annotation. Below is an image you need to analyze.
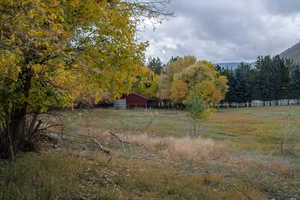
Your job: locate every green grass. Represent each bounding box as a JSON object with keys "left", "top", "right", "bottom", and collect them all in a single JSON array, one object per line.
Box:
[
  {"left": 61, "top": 106, "right": 300, "bottom": 154},
  {"left": 1, "top": 106, "right": 300, "bottom": 199},
  {"left": 0, "top": 153, "right": 85, "bottom": 200}
]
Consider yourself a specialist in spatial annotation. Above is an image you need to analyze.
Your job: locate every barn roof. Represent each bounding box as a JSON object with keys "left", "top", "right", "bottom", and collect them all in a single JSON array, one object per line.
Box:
[{"left": 124, "top": 93, "right": 149, "bottom": 100}]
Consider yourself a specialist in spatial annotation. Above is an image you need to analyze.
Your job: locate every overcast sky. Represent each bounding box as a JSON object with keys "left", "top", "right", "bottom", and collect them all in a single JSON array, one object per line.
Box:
[{"left": 139, "top": 0, "right": 300, "bottom": 63}]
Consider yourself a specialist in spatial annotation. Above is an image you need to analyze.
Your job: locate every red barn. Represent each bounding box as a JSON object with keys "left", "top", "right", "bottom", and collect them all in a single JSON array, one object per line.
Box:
[{"left": 124, "top": 93, "right": 149, "bottom": 108}]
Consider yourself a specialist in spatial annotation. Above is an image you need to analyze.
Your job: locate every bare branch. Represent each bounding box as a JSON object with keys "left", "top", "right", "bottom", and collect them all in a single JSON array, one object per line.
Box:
[
  {"left": 108, "top": 130, "right": 131, "bottom": 144},
  {"left": 92, "top": 138, "right": 112, "bottom": 164},
  {"left": 126, "top": 0, "right": 174, "bottom": 17}
]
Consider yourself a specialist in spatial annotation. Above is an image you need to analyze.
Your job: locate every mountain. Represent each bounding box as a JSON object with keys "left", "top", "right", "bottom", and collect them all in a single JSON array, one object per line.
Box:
[
  {"left": 215, "top": 62, "right": 240, "bottom": 69},
  {"left": 280, "top": 42, "right": 300, "bottom": 64},
  {"left": 215, "top": 62, "right": 255, "bottom": 69}
]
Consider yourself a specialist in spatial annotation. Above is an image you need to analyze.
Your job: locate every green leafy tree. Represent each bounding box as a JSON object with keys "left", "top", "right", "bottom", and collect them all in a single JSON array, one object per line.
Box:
[
  {"left": 185, "top": 95, "right": 210, "bottom": 136},
  {"left": 185, "top": 95, "right": 206, "bottom": 120}
]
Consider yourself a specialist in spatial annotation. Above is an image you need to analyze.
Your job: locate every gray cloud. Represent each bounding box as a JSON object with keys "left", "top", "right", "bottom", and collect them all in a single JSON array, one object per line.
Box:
[
  {"left": 139, "top": 0, "right": 300, "bottom": 63},
  {"left": 264, "top": 0, "right": 300, "bottom": 15}
]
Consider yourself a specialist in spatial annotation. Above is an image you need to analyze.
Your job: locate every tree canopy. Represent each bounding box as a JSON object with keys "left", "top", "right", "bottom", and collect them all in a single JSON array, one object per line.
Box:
[
  {"left": 0, "top": 0, "right": 169, "bottom": 159},
  {"left": 218, "top": 55, "right": 300, "bottom": 105},
  {"left": 158, "top": 56, "right": 228, "bottom": 112}
]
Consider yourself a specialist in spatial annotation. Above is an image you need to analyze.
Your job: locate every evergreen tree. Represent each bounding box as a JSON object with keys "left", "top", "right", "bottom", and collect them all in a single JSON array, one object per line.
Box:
[
  {"left": 218, "top": 67, "right": 238, "bottom": 103},
  {"left": 167, "top": 56, "right": 180, "bottom": 65},
  {"left": 218, "top": 55, "right": 296, "bottom": 104},
  {"left": 147, "top": 57, "right": 164, "bottom": 75},
  {"left": 272, "top": 55, "right": 290, "bottom": 100},
  {"left": 255, "top": 56, "right": 274, "bottom": 101},
  {"left": 289, "top": 65, "right": 300, "bottom": 99},
  {"left": 234, "top": 63, "right": 253, "bottom": 103}
]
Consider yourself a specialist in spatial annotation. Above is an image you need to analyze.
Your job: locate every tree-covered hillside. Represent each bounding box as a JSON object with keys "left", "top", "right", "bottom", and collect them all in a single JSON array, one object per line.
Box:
[{"left": 280, "top": 42, "right": 300, "bottom": 64}]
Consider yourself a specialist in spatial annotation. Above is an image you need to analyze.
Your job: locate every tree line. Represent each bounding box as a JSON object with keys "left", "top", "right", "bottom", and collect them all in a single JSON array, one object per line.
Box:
[
  {"left": 146, "top": 55, "right": 300, "bottom": 106},
  {"left": 144, "top": 56, "right": 228, "bottom": 115},
  {"left": 215, "top": 55, "right": 300, "bottom": 104}
]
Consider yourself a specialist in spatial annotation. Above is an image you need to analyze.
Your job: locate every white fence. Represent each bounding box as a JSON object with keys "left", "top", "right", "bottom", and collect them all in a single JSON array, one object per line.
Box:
[{"left": 219, "top": 99, "right": 300, "bottom": 108}]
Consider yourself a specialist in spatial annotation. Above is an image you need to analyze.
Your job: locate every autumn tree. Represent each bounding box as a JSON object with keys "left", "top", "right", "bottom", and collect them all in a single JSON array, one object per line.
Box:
[
  {"left": 158, "top": 56, "right": 228, "bottom": 114},
  {"left": 170, "top": 80, "right": 188, "bottom": 104},
  {"left": 132, "top": 66, "right": 159, "bottom": 99},
  {"left": 0, "top": 0, "right": 170, "bottom": 159},
  {"left": 178, "top": 60, "right": 228, "bottom": 106},
  {"left": 157, "top": 56, "right": 197, "bottom": 100}
]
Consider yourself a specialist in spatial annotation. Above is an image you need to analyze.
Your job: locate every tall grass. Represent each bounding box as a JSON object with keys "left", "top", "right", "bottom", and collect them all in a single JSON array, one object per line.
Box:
[
  {"left": 0, "top": 153, "right": 83, "bottom": 200},
  {"left": 3, "top": 107, "right": 297, "bottom": 199},
  {"left": 127, "top": 134, "right": 228, "bottom": 161}
]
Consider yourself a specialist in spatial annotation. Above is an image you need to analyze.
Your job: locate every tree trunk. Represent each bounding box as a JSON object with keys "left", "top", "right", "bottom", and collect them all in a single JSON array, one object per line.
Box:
[
  {"left": 6, "top": 67, "right": 32, "bottom": 160},
  {"left": 8, "top": 107, "right": 27, "bottom": 159}
]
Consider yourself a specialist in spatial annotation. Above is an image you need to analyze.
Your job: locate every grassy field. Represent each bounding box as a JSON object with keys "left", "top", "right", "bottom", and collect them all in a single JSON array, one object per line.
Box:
[{"left": 1, "top": 106, "right": 300, "bottom": 199}]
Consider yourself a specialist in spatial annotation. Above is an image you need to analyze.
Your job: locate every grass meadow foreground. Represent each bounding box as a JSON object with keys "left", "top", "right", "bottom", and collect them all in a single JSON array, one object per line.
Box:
[{"left": 1, "top": 106, "right": 300, "bottom": 200}]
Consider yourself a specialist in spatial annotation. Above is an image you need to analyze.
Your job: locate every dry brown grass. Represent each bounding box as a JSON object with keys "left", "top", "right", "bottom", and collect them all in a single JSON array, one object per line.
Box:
[
  {"left": 125, "top": 134, "right": 295, "bottom": 179},
  {"left": 52, "top": 107, "right": 300, "bottom": 199},
  {"left": 127, "top": 134, "right": 229, "bottom": 161}
]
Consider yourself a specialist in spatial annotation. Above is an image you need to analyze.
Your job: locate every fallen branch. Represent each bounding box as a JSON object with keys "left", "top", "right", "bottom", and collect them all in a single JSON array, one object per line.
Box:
[
  {"left": 108, "top": 130, "right": 131, "bottom": 145},
  {"left": 92, "top": 138, "right": 112, "bottom": 165}
]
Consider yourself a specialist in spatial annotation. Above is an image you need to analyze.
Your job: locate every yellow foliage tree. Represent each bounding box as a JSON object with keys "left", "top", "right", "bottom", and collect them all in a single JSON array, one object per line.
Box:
[
  {"left": 170, "top": 80, "right": 188, "bottom": 103},
  {"left": 158, "top": 57, "right": 228, "bottom": 113},
  {"left": 132, "top": 66, "right": 159, "bottom": 99},
  {"left": 0, "top": 0, "right": 165, "bottom": 159},
  {"left": 158, "top": 56, "right": 197, "bottom": 100},
  {"left": 178, "top": 61, "right": 229, "bottom": 106}
]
